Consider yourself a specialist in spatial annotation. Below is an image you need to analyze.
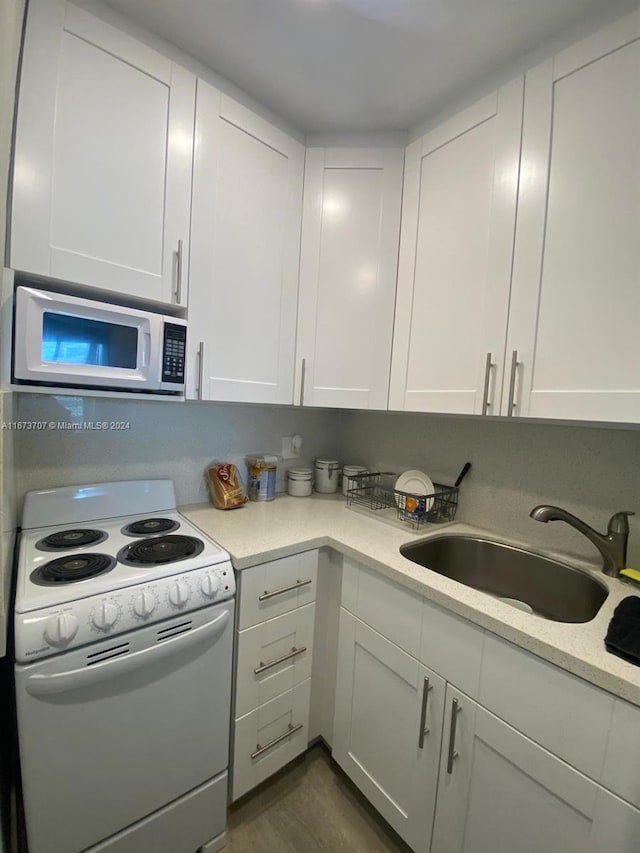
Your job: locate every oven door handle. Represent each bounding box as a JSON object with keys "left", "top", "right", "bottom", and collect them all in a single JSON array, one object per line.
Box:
[{"left": 25, "top": 609, "right": 230, "bottom": 697}]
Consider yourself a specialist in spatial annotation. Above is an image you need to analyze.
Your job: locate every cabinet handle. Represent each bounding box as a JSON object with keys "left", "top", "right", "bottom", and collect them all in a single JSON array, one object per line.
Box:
[
  {"left": 196, "top": 341, "right": 205, "bottom": 401},
  {"left": 507, "top": 349, "right": 520, "bottom": 416},
  {"left": 446, "top": 697, "right": 462, "bottom": 774},
  {"left": 418, "top": 676, "right": 433, "bottom": 748},
  {"left": 251, "top": 722, "right": 303, "bottom": 760},
  {"left": 258, "top": 578, "right": 312, "bottom": 602},
  {"left": 175, "top": 239, "right": 183, "bottom": 303},
  {"left": 254, "top": 646, "right": 307, "bottom": 675},
  {"left": 481, "top": 352, "right": 494, "bottom": 414},
  {"left": 299, "top": 358, "right": 306, "bottom": 406}
]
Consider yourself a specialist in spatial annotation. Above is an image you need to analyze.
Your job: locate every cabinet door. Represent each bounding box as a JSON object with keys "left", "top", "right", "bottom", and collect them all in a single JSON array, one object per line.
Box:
[
  {"left": 11, "top": 0, "right": 194, "bottom": 305},
  {"left": 505, "top": 12, "right": 640, "bottom": 422},
  {"left": 389, "top": 78, "right": 522, "bottom": 415},
  {"left": 187, "top": 81, "right": 304, "bottom": 403},
  {"left": 432, "top": 686, "right": 640, "bottom": 853},
  {"left": 333, "top": 608, "right": 445, "bottom": 853},
  {"left": 296, "top": 148, "right": 403, "bottom": 409}
]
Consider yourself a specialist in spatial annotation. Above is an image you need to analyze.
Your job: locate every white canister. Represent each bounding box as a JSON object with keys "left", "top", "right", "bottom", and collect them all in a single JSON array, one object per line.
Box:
[
  {"left": 314, "top": 459, "right": 340, "bottom": 494},
  {"left": 287, "top": 467, "right": 313, "bottom": 497},
  {"left": 342, "top": 465, "right": 369, "bottom": 496}
]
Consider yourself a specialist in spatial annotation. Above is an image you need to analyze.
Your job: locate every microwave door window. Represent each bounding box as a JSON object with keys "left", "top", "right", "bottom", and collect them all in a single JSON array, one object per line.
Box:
[{"left": 41, "top": 313, "right": 138, "bottom": 369}]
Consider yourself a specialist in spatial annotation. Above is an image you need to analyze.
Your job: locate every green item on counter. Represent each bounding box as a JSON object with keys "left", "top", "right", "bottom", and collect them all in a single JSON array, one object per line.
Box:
[{"left": 619, "top": 568, "right": 640, "bottom": 586}]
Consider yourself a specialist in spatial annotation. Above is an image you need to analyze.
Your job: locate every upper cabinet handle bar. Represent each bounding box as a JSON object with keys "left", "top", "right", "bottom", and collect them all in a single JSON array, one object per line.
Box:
[
  {"left": 507, "top": 349, "right": 520, "bottom": 417},
  {"left": 299, "top": 358, "right": 306, "bottom": 406},
  {"left": 175, "top": 239, "right": 183, "bottom": 303},
  {"left": 482, "top": 352, "right": 494, "bottom": 414},
  {"left": 196, "top": 341, "right": 205, "bottom": 401},
  {"left": 258, "top": 579, "right": 312, "bottom": 601}
]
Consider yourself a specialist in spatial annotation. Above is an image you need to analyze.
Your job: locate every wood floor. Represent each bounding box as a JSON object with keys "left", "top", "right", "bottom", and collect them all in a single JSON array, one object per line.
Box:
[{"left": 226, "top": 745, "right": 413, "bottom": 853}]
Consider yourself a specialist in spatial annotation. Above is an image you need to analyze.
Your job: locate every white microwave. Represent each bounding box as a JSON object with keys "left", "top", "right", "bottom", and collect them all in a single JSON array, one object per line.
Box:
[{"left": 13, "top": 286, "right": 187, "bottom": 395}]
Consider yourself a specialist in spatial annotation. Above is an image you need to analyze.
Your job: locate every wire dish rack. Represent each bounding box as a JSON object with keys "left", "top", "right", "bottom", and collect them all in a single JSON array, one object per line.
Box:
[{"left": 346, "top": 471, "right": 459, "bottom": 529}]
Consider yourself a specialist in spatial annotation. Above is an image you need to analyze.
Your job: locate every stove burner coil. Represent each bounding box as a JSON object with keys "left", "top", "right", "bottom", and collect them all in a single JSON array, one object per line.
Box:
[
  {"left": 122, "top": 518, "right": 179, "bottom": 537},
  {"left": 36, "top": 529, "right": 107, "bottom": 551},
  {"left": 118, "top": 535, "right": 204, "bottom": 566},
  {"left": 31, "top": 553, "right": 116, "bottom": 585}
]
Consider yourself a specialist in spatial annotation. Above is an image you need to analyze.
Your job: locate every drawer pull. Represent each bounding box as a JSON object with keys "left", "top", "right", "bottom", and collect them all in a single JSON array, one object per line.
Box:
[
  {"left": 254, "top": 646, "right": 307, "bottom": 675},
  {"left": 418, "top": 676, "right": 433, "bottom": 748},
  {"left": 446, "top": 697, "right": 462, "bottom": 774},
  {"left": 251, "top": 722, "right": 304, "bottom": 760},
  {"left": 259, "top": 579, "right": 312, "bottom": 601}
]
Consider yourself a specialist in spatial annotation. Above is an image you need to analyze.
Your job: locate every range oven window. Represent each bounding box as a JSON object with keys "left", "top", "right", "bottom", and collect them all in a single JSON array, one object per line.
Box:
[{"left": 42, "top": 312, "right": 138, "bottom": 368}]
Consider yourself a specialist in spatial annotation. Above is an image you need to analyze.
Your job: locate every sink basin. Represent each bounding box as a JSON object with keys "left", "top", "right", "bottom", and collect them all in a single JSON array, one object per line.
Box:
[{"left": 400, "top": 535, "right": 609, "bottom": 623}]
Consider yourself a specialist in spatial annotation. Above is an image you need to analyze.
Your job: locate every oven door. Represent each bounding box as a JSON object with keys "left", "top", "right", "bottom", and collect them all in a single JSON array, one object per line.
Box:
[
  {"left": 13, "top": 286, "right": 163, "bottom": 390},
  {"left": 15, "top": 602, "right": 234, "bottom": 853}
]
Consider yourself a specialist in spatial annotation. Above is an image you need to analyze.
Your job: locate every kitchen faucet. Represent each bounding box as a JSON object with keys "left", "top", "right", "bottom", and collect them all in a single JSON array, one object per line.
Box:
[{"left": 530, "top": 506, "right": 634, "bottom": 578}]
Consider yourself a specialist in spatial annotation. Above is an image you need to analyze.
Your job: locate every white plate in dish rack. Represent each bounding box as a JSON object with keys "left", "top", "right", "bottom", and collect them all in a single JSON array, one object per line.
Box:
[{"left": 394, "top": 470, "right": 435, "bottom": 512}]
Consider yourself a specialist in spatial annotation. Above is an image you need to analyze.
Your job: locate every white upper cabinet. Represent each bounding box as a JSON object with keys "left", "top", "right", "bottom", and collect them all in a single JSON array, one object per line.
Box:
[
  {"left": 11, "top": 0, "right": 195, "bottom": 306},
  {"left": 389, "top": 78, "right": 523, "bottom": 415},
  {"left": 504, "top": 12, "right": 640, "bottom": 422},
  {"left": 296, "top": 148, "right": 403, "bottom": 409},
  {"left": 187, "top": 80, "right": 304, "bottom": 403}
]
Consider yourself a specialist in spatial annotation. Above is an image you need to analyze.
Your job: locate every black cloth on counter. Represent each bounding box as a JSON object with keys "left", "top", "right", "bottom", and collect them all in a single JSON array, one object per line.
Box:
[{"left": 605, "top": 595, "right": 640, "bottom": 665}]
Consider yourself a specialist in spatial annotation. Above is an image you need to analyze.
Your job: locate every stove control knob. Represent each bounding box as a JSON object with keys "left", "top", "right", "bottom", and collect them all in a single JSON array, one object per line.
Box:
[
  {"left": 92, "top": 602, "right": 119, "bottom": 632},
  {"left": 44, "top": 613, "right": 79, "bottom": 647},
  {"left": 169, "top": 581, "right": 190, "bottom": 608},
  {"left": 200, "top": 574, "right": 221, "bottom": 600},
  {"left": 133, "top": 591, "right": 157, "bottom": 619}
]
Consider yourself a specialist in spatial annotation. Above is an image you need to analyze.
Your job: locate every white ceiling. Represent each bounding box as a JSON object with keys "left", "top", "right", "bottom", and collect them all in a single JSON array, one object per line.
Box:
[{"left": 103, "top": 0, "right": 638, "bottom": 132}]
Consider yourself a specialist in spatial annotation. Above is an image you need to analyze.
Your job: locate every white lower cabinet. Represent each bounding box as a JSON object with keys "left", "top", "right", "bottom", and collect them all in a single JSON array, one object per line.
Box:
[
  {"left": 232, "top": 679, "right": 311, "bottom": 801},
  {"left": 235, "top": 603, "right": 315, "bottom": 719},
  {"left": 231, "top": 554, "right": 640, "bottom": 853},
  {"left": 231, "top": 552, "right": 318, "bottom": 801},
  {"left": 432, "top": 685, "right": 640, "bottom": 853},
  {"left": 333, "top": 609, "right": 445, "bottom": 852}
]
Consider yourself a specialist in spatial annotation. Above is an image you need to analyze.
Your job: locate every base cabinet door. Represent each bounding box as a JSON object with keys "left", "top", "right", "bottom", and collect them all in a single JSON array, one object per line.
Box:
[
  {"left": 432, "top": 686, "right": 640, "bottom": 853},
  {"left": 187, "top": 80, "right": 304, "bottom": 403},
  {"left": 333, "top": 609, "right": 445, "bottom": 853},
  {"left": 12, "top": 0, "right": 194, "bottom": 304}
]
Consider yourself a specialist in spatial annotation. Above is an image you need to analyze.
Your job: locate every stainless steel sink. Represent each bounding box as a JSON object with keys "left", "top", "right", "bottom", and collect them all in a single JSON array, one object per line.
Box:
[{"left": 400, "top": 535, "right": 609, "bottom": 623}]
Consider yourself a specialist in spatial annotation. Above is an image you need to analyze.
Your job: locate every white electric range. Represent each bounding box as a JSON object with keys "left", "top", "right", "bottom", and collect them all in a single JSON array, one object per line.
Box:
[{"left": 14, "top": 479, "right": 235, "bottom": 853}]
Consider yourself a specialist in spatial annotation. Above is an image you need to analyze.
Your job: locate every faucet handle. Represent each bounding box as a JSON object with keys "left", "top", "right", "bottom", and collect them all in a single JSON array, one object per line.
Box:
[{"left": 608, "top": 511, "right": 635, "bottom": 535}]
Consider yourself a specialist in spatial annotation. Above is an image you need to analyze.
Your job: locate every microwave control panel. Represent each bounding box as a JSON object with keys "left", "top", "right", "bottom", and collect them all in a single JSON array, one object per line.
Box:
[{"left": 162, "top": 323, "right": 186, "bottom": 384}]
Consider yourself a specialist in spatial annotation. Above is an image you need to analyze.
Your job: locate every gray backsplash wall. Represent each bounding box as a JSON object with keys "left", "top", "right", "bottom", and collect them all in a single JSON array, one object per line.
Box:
[
  {"left": 15, "top": 394, "right": 341, "bottom": 509},
  {"left": 339, "top": 410, "right": 640, "bottom": 567}
]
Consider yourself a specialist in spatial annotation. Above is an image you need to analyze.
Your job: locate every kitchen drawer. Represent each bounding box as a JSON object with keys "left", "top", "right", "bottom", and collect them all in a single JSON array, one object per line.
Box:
[
  {"left": 420, "top": 598, "right": 485, "bottom": 700},
  {"left": 238, "top": 551, "right": 317, "bottom": 630},
  {"left": 235, "top": 603, "right": 315, "bottom": 718},
  {"left": 479, "top": 634, "right": 615, "bottom": 781},
  {"left": 601, "top": 696, "right": 640, "bottom": 809},
  {"left": 232, "top": 679, "right": 311, "bottom": 801},
  {"left": 341, "top": 557, "right": 423, "bottom": 658}
]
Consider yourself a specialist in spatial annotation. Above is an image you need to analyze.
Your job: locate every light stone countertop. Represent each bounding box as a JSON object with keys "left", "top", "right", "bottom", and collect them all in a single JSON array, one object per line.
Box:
[{"left": 181, "top": 494, "right": 640, "bottom": 707}]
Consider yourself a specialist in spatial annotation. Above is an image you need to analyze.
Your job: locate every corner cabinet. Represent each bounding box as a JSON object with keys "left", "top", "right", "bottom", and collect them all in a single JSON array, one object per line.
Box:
[
  {"left": 296, "top": 148, "right": 404, "bottom": 409},
  {"left": 333, "top": 608, "right": 445, "bottom": 852},
  {"left": 388, "top": 78, "right": 523, "bottom": 416},
  {"left": 11, "top": 0, "right": 195, "bottom": 305},
  {"left": 432, "top": 687, "right": 640, "bottom": 853},
  {"left": 504, "top": 12, "right": 640, "bottom": 423},
  {"left": 333, "top": 558, "right": 640, "bottom": 853},
  {"left": 187, "top": 81, "right": 304, "bottom": 404}
]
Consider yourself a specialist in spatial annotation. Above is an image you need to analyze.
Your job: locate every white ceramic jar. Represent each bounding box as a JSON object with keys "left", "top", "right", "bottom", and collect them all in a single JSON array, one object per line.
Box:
[
  {"left": 342, "top": 465, "right": 369, "bottom": 496},
  {"left": 287, "top": 467, "right": 313, "bottom": 497},
  {"left": 314, "top": 459, "right": 340, "bottom": 493}
]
